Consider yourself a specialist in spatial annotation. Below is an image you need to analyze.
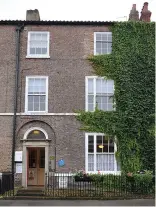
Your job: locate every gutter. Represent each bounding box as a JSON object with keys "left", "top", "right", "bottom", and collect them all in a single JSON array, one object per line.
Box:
[{"left": 11, "top": 24, "right": 24, "bottom": 191}]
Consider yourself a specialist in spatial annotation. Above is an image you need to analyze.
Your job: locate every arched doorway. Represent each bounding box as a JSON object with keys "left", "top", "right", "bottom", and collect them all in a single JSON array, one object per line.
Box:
[{"left": 22, "top": 127, "right": 49, "bottom": 187}]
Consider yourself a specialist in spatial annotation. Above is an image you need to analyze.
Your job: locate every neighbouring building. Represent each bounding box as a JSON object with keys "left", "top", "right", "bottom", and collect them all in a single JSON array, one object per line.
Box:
[{"left": 0, "top": 3, "right": 152, "bottom": 187}]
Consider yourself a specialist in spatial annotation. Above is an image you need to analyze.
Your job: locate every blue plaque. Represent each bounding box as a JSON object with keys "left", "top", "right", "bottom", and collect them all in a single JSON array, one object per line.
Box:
[{"left": 58, "top": 159, "right": 65, "bottom": 167}]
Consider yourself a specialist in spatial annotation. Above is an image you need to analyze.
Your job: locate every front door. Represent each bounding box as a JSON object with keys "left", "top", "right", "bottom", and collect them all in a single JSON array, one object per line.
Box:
[{"left": 27, "top": 147, "right": 45, "bottom": 186}]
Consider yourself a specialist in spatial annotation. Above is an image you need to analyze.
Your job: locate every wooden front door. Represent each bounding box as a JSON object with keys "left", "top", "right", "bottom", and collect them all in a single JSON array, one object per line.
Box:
[{"left": 27, "top": 147, "right": 45, "bottom": 186}]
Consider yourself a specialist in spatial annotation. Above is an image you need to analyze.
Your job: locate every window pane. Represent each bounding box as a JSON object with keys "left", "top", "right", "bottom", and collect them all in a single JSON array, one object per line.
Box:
[
  {"left": 96, "top": 34, "right": 102, "bottom": 41},
  {"left": 34, "top": 103, "right": 39, "bottom": 111},
  {"left": 88, "top": 154, "right": 94, "bottom": 171},
  {"left": 103, "top": 136, "right": 108, "bottom": 152},
  {"left": 101, "top": 34, "right": 107, "bottom": 41},
  {"left": 108, "top": 104, "right": 113, "bottom": 111},
  {"left": 42, "top": 33, "right": 48, "bottom": 41},
  {"left": 88, "top": 95, "right": 94, "bottom": 104},
  {"left": 88, "top": 136, "right": 94, "bottom": 144},
  {"left": 96, "top": 42, "right": 101, "bottom": 49},
  {"left": 40, "top": 96, "right": 45, "bottom": 103},
  {"left": 109, "top": 138, "right": 114, "bottom": 152},
  {"left": 28, "top": 78, "right": 34, "bottom": 87},
  {"left": 96, "top": 79, "right": 101, "bottom": 93},
  {"left": 108, "top": 96, "right": 113, "bottom": 103},
  {"left": 108, "top": 154, "right": 114, "bottom": 170},
  {"left": 35, "top": 33, "right": 42, "bottom": 41},
  {"left": 101, "top": 80, "right": 107, "bottom": 93},
  {"left": 88, "top": 104, "right": 94, "bottom": 111},
  {"left": 40, "top": 102, "right": 45, "bottom": 111},
  {"left": 96, "top": 48, "right": 101, "bottom": 55},
  {"left": 28, "top": 102, "right": 33, "bottom": 111},
  {"left": 107, "top": 80, "right": 114, "bottom": 93},
  {"left": 42, "top": 48, "right": 47, "bottom": 54},
  {"left": 108, "top": 34, "right": 112, "bottom": 41},
  {"left": 88, "top": 136, "right": 94, "bottom": 153},
  {"left": 36, "top": 48, "right": 42, "bottom": 54},
  {"left": 96, "top": 136, "right": 103, "bottom": 153},
  {"left": 96, "top": 154, "right": 109, "bottom": 171},
  {"left": 102, "top": 43, "right": 107, "bottom": 50},
  {"left": 30, "top": 33, "right": 35, "bottom": 40},
  {"left": 30, "top": 48, "right": 35, "bottom": 54},
  {"left": 28, "top": 96, "right": 33, "bottom": 103},
  {"left": 88, "top": 79, "right": 93, "bottom": 93}
]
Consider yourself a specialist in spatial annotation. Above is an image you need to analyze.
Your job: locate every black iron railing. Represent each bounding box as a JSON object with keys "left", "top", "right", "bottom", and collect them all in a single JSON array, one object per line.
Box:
[
  {"left": 0, "top": 172, "right": 14, "bottom": 197},
  {"left": 45, "top": 172, "right": 155, "bottom": 199}
]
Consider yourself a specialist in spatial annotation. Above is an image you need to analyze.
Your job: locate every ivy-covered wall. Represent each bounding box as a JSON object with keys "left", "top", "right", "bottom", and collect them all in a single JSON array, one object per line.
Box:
[{"left": 77, "top": 22, "right": 155, "bottom": 173}]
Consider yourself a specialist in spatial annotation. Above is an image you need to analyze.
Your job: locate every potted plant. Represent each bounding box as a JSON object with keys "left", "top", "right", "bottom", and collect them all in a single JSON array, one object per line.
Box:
[{"left": 74, "top": 170, "right": 93, "bottom": 182}]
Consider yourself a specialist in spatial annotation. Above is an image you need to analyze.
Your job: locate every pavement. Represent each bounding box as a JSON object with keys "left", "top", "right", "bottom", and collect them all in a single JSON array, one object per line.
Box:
[{"left": 0, "top": 199, "right": 155, "bottom": 206}]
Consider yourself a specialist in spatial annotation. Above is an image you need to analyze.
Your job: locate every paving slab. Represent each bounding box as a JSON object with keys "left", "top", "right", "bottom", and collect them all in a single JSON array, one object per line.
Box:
[{"left": 0, "top": 199, "right": 155, "bottom": 206}]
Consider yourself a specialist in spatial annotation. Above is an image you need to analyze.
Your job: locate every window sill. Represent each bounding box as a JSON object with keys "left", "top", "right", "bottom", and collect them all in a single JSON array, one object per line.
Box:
[
  {"left": 86, "top": 171, "right": 121, "bottom": 175},
  {"left": 24, "top": 111, "right": 48, "bottom": 115},
  {"left": 26, "top": 55, "right": 50, "bottom": 59}
]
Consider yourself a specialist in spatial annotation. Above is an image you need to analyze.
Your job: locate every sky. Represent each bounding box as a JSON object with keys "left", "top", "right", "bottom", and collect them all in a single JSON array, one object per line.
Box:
[{"left": 0, "top": 0, "right": 155, "bottom": 22}]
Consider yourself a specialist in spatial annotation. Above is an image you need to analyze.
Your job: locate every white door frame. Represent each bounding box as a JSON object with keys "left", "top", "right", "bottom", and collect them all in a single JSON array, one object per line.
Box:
[{"left": 22, "top": 141, "right": 49, "bottom": 188}]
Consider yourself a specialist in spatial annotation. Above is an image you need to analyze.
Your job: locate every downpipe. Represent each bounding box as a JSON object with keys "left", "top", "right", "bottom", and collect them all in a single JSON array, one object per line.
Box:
[{"left": 11, "top": 24, "right": 24, "bottom": 193}]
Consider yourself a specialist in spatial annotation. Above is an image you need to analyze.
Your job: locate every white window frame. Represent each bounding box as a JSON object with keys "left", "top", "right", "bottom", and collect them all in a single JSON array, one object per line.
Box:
[
  {"left": 26, "top": 31, "right": 50, "bottom": 58},
  {"left": 85, "top": 76, "right": 115, "bottom": 112},
  {"left": 85, "top": 133, "right": 120, "bottom": 174},
  {"left": 25, "top": 76, "right": 48, "bottom": 114},
  {"left": 94, "top": 32, "right": 112, "bottom": 55}
]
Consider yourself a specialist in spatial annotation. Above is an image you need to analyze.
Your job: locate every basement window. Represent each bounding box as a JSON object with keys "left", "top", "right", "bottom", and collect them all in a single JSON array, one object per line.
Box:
[{"left": 27, "top": 31, "right": 50, "bottom": 58}]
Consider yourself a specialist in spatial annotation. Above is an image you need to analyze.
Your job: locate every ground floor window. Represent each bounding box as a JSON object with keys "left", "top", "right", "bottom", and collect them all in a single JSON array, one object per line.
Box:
[{"left": 85, "top": 133, "right": 119, "bottom": 173}]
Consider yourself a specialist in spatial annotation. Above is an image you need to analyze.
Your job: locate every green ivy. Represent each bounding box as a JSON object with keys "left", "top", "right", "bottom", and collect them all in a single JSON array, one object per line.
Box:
[{"left": 77, "top": 22, "right": 155, "bottom": 173}]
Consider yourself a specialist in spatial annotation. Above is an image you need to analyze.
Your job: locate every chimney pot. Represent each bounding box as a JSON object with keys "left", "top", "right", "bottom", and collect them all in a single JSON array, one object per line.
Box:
[
  {"left": 129, "top": 4, "right": 139, "bottom": 21},
  {"left": 26, "top": 9, "right": 40, "bottom": 21},
  {"left": 140, "top": 2, "right": 151, "bottom": 22},
  {"left": 132, "top": 4, "right": 136, "bottom": 10}
]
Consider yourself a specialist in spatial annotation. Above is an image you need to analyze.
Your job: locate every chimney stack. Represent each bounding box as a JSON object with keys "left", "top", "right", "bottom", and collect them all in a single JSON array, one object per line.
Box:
[
  {"left": 26, "top": 9, "right": 40, "bottom": 21},
  {"left": 129, "top": 4, "right": 139, "bottom": 21},
  {"left": 140, "top": 2, "right": 151, "bottom": 22}
]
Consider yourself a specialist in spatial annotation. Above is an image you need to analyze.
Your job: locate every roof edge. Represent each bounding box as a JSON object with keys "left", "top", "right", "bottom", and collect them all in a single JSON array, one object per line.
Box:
[{"left": 0, "top": 20, "right": 115, "bottom": 26}]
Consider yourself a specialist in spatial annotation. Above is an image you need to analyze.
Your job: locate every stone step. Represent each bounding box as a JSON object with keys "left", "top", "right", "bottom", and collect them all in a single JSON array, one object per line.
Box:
[{"left": 16, "top": 189, "right": 44, "bottom": 197}]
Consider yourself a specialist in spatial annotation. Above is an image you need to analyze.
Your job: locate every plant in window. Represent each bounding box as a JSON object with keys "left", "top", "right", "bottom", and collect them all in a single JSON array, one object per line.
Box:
[{"left": 73, "top": 170, "right": 93, "bottom": 182}]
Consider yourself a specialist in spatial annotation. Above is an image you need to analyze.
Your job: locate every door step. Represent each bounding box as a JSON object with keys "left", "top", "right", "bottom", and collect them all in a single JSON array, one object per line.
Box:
[
  {"left": 16, "top": 189, "right": 44, "bottom": 197},
  {"left": 13, "top": 196, "right": 46, "bottom": 200}
]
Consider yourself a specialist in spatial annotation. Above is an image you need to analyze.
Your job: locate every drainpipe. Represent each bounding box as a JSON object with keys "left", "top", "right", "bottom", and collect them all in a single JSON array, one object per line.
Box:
[{"left": 11, "top": 24, "right": 24, "bottom": 191}]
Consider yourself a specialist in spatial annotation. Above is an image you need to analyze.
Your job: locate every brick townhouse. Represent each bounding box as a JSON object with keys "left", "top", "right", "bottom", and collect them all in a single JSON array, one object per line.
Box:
[{"left": 0, "top": 3, "right": 151, "bottom": 187}]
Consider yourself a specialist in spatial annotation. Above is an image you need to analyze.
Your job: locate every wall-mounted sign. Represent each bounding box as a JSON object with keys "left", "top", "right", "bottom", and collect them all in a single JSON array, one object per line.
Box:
[
  {"left": 15, "top": 151, "right": 22, "bottom": 162},
  {"left": 58, "top": 159, "right": 65, "bottom": 167},
  {"left": 16, "top": 163, "right": 22, "bottom": 173},
  {"left": 50, "top": 156, "right": 55, "bottom": 160}
]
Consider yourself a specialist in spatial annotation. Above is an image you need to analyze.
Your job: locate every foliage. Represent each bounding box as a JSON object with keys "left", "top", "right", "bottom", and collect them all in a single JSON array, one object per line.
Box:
[
  {"left": 89, "top": 173, "right": 154, "bottom": 194},
  {"left": 77, "top": 22, "right": 155, "bottom": 172}
]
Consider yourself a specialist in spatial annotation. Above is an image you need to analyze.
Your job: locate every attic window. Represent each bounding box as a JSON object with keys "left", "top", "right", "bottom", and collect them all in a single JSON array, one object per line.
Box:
[{"left": 27, "top": 31, "right": 50, "bottom": 58}]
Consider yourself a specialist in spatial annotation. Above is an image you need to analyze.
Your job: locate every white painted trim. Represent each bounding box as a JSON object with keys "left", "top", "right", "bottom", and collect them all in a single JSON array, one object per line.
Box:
[
  {"left": 22, "top": 141, "right": 49, "bottom": 188},
  {"left": 85, "top": 132, "right": 120, "bottom": 174},
  {"left": 94, "top": 32, "right": 112, "bottom": 55},
  {"left": 23, "top": 127, "right": 48, "bottom": 140},
  {"left": 25, "top": 76, "right": 49, "bottom": 113},
  {"left": 85, "top": 76, "right": 114, "bottom": 112},
  {"left": 27, "top": 31, "right": 50, "bottom": 58},
  {"left": 0, "top": 113, "right": 78, "bottom": 116},
  {"left": 26, "top": 56, "right": 50, "bottom": 59}
]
